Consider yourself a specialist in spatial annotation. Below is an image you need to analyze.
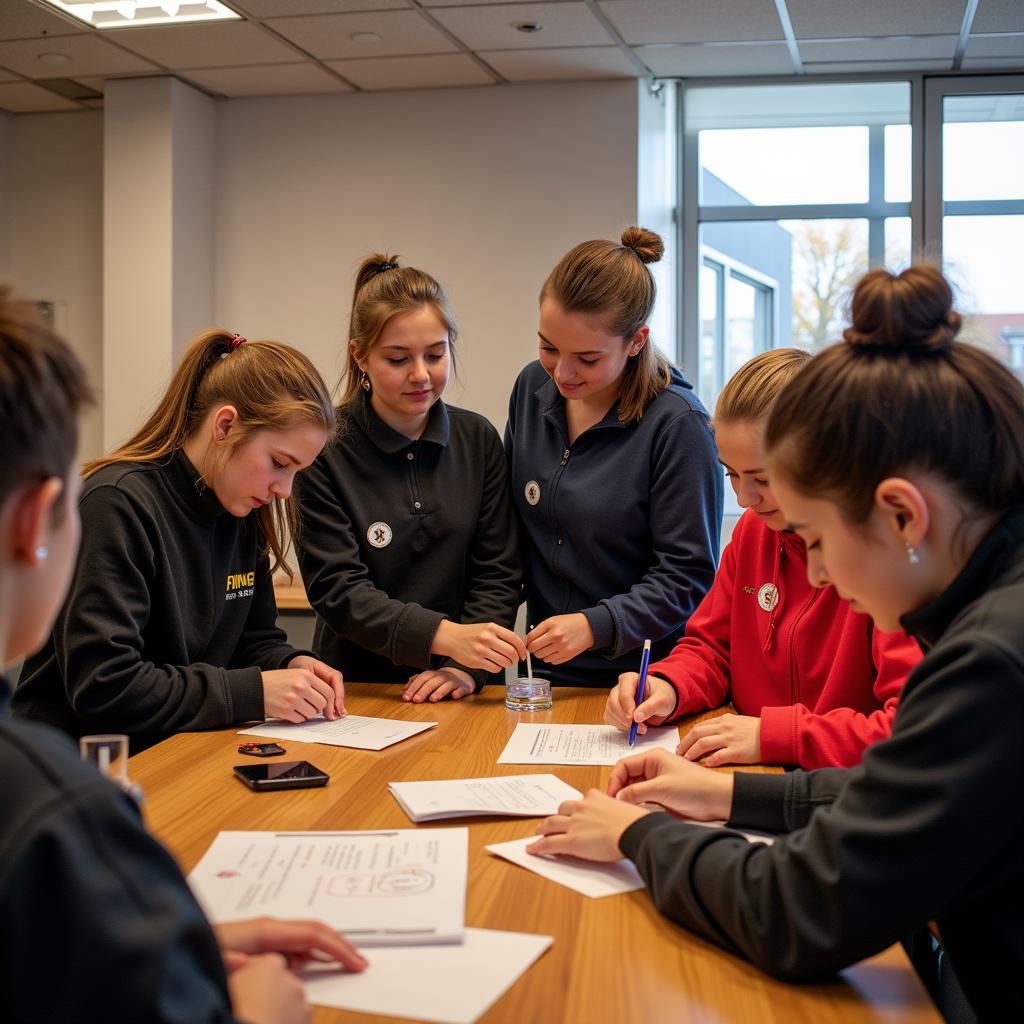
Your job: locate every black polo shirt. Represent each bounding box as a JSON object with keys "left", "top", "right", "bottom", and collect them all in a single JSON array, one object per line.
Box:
[{"left": 295, "top": 394, "right": 521, "bottom": 687}]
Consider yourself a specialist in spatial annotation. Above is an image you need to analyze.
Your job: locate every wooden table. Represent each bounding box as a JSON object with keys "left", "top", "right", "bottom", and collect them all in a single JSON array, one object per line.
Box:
[{"left": 130, "top": 685, "right": 940, "bottom": 1024}]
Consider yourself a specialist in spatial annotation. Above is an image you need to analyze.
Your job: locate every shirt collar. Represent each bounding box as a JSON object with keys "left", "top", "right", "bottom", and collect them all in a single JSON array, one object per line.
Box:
[
  {"left": 166, "top": 448, "right": 228, "bottom": 520},
  {"left": 352, "top": 392, "right": 450, "bottom": 454},
  {"left": 534, "top": 375, "right": 627, "bottom": 433},
  {"left": 0, "top": 674, "right": 10, "bottom": 716},
  {"left": 901, "top": 506, "right": 1024, "bottom": 647}
]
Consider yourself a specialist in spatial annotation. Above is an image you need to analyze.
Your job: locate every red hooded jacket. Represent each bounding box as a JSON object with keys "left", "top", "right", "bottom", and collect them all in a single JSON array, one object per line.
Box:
[{"left": 651, "top": 510, "right": 922, "bottom": 769}]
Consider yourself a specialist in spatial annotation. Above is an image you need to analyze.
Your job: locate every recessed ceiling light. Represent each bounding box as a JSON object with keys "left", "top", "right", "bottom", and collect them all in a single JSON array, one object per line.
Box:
[
  {"left": 351, "top": 32, "right": 383, "bottom": 44},
  {"left": 515, "top": 22, "right": 543, "bottom": 34},
  {"left": 35, "top": 1, "right": 241, "bottom": 30},
  {"left": 38, "top": 52, "right": 73, "bottom": 65}
]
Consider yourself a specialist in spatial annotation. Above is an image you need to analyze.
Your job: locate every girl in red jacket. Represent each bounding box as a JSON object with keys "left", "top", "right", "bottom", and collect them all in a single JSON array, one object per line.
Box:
[{"left": 605, "top": 348, "right": 921, "bottom": 769}]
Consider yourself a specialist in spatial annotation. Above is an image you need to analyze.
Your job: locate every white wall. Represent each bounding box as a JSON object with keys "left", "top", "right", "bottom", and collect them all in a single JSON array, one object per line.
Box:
[
  {"left": 3, "top": 78, "right": 641, "bottom": 454},
  {"left": 7, "top": 111, "right": 104, "bottom": 459},
  {"left": 214, "top": 79, "right": 641, "bottom": 430}
]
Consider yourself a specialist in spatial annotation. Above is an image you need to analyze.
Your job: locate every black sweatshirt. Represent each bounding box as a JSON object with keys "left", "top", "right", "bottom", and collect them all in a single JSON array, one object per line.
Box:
[
  {"left": 0, "top": 677, "right": 238, "bottom": 1023},
  {"left": 619, "top": 506, "right": 1024, "bottom": 1021},
  {"left": 294, "top": 395, "right": 521, "bottom": 688},
  {"left": 14, "top": 451, "right": 305, "bottom": 748}
]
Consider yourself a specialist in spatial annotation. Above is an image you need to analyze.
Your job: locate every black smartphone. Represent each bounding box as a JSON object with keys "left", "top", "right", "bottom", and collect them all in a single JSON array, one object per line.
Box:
[
  {"left": 237, "top": 742, "right": 286, "bottom": 757},
  {"left": 233, "top": 760, "right": 329, "bottom": 791}
]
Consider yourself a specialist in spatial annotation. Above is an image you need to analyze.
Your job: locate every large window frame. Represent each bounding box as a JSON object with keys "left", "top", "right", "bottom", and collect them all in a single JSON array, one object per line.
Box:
[{"left": 676, "top": 72, "right": 1024, "bottom": 398}]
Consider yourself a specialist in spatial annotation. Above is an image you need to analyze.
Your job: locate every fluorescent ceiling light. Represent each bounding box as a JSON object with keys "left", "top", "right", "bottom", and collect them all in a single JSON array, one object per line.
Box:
[{"left": 37, "top": 0, "right": 241, "bottom": 29}]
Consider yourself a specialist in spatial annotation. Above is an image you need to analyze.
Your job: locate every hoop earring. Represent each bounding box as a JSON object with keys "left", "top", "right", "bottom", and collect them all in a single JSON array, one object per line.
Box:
[
  {"left": 360, "top": 371, "right": 371, "bottom": 394},
  {"left": 904, "top": 540, "right": 920, "bottom": 565}
]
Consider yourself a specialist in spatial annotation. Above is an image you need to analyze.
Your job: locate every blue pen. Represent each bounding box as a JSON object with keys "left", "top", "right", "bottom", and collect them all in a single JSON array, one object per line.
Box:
[{"left": 628, "top": 639, "right": 652, "bottom": 747}]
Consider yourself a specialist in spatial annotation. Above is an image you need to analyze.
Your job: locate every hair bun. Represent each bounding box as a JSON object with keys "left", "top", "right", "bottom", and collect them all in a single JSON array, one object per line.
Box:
[
  {"left": 620, "top": 226, "right": 664, "bottom": 265},
  {"left": 354, "top": 252, "right": 402, "bottom": 296},
  {"left": 844, "top": 265, "right": 958, "bottom": 356}
]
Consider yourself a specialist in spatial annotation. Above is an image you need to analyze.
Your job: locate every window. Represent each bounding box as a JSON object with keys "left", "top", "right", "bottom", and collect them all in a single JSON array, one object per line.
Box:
[{"left": 682, "top": 81, "right": 912, "bottom": 413}]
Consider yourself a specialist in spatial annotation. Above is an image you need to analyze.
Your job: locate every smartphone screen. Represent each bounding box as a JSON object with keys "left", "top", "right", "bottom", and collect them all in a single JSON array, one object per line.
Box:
[{"left": 233, "top": 761, "right": 329, "bottom": 790}]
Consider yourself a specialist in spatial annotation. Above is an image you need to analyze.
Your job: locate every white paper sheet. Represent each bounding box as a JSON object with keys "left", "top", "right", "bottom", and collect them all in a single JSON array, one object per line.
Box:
[
  {"left": 301, "top": 927, "right": 553, "bottom": 1024},
  {"left": 188, "top": 828, "right": 467, "bottom": 946},
  {"left": 496, "top": 723, "right": 678, "bottom": 766},
  {"left": 485, "top": 836, "right": 645, "bottom": 898},
  {"left": 239, "top": 714, "right": 438, "bottom": 750},
  {"left": 684, "top": 818, "right": 776, "bottom": 845},
  {"left": 389, "top": 774, "right": 582, "bottom": 822}
]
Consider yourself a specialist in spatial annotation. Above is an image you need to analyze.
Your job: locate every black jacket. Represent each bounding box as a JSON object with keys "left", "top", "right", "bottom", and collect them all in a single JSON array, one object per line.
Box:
[
  {"left": 295, "top": 396, "right": 521, "bottom": 687},
  {"left": 0, "top": 677, "right": 237, "bottom": 1023},
  {"left": 505, "top": 361, "right": 723, "bottom": 686},
  {"left": 619, "top": 507, "right": 1024, "bottom": 1021},
  {"left": 14, "top": 451, "right": 303, "bottom": 748}
]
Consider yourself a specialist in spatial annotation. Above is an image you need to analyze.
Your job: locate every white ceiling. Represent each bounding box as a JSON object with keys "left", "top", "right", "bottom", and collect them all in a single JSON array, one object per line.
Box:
[{"left": 0, "top": 0, "right": 1021, "bottom": 113}]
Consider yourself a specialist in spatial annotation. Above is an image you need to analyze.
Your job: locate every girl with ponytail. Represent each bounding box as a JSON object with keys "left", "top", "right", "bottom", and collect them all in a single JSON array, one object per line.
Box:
[
  {"left": 506, "top": 227, "right": 723, "bottom": 686},
  {"left": 530, "top": 265, "right": 1024, "bottom": 1023},
  {"left": 294, "top": 254, "right": 523, "bottom": 702},
  {"left": 15, "top": 330, "right": 346, "bottom": 749}
]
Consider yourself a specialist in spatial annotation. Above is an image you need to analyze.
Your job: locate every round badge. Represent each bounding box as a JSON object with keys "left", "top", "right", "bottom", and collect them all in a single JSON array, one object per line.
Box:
[
  {"left": 757, "top": 583, "right": 779, "bottom": 612},
  {"left": 366, "top": 521, "right": 393, "bottom": 549},
  {"left": 524, "top": 480, "right": 541, "bottom": 506}
]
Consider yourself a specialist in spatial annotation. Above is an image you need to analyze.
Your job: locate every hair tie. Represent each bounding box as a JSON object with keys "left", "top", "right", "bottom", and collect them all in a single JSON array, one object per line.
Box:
[
  {"left": 230, "top": 333, "right": 247, "bottom": 351},
  {"left": 375, "top": 262, "right": 398, "bottom": 274}
]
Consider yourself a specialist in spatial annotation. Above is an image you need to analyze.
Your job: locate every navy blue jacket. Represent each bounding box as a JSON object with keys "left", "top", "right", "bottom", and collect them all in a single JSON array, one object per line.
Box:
[{"left": 505, "top": 360, "right": 722, "bottom": 686}]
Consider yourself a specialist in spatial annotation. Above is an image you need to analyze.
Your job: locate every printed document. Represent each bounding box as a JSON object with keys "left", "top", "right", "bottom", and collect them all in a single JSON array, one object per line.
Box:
[
  {"left": 302, "top": 928, "right": 553, "bottom": 1024},
  {"left": 188, "top": 828, "right": 467, "bottom": 946},
  {"left": 389, "top": 774, "right": 581, "bottom": 822},
  {"left": 486, "top": 836, "right": 644, "bottom": 899},
  {"left": 239, "top": 714, "right": 437, "bottom": 750},
  {"left": 497, "top": 723, "right": 678, "bottom": 766}
]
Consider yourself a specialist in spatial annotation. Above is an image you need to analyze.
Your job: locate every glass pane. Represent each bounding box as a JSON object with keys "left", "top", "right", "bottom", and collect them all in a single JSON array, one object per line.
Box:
[
  {"left": 699, "top": 262, "right": 720, "bottom": 402},
  {"left": 885, "top": 124, "right": 912, "bottom": 203},
  {"left": 700, "top": 126, "right": 869, "bottom": 206},
  {"left": 696, "top": 219, "right": 867, "bottom": 409},
  {"left": 943, "top": 214, "right": 1024, "bottom": 383},
  {"left": 943, "top": 95, "right": 1024, "bottom": 202},
  {"left": 726, "top": 275, "right": 758, "bottom": 379},
  {"left": 689, "top": 81, "right": 910, "bottom": 208},
  {"left": 885, "top": 217, "right": 912, "bottom": 272},
  {"left": 779, "top": 219, "right": 869, "bottom": 352}
]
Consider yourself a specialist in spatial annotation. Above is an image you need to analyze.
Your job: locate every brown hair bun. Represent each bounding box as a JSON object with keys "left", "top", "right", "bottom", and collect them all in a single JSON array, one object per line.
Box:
[
  {"left": 843, "top": 265, "right": 960, "bottom": 355},
  {"left": 620, "top": 226, "right": 664, "bottom": 265}
]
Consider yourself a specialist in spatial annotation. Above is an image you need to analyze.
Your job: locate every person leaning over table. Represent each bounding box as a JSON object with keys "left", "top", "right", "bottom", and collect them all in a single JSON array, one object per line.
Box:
[
  {"left": 0, "top": 285, "right": 366, "bottom": 1024},
  {"left": 294, "top": 253, "right": 524, "bottom": 703},
  {"left": 13, "top": 327, "right": 345, "bottom": 752},
  {"left": 605, "top": 348, "right": 921, "bottom": 770},
  {"left": 530, "top": 266, "right": 1024, "bottom": 1023},
  {"left": 505, "top": 227, "right": 723, "bottom": 686}
]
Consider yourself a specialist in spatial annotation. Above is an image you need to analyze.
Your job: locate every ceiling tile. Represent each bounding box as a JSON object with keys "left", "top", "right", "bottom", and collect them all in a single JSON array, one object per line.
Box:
[
  {"left": 800, "top": 35, "right": 958, "bottom": 63},
  {"left": 182, "top": 61, "right": 352, "bottom": 95},
  {"left": 106, "top": 22, "right": 302, "bottom": 69},
  {"left": 965, "top": 33, "right": 1024, "bottom": 58},
  {"left": 480, "top": 45, "right": 636, "bottom": 80},
  {"left": 431, "top": 2, "right": 612, "bottom": 50},
  {"left": 599, "top": 0, "right": 783, "bottom": 45},
  {"left": 805, "top": 59, "right": 954, "bottom": 74},
  {"left": 0, "top": 3, "right": 84, "bottom": 42},
  {"left": 268, "top": 10, "right": 457, "bottom": 58},
  {"left": 419, "top": 0, "right": 561, "bottom": 5},
  {"left": 787, "top": 0, "right": 964, "bottom": 39},
  {"left": 973, "top": 0, "right": 1024, "bottom": 34},
  {"left": 0, "top": 33, "right": 157, "bottom": 79},
  {"left": 637, "top": 41, "right": 794, "bottom": 76},
  {"left": 326, "top": 52, "right": 494, "bottom": 88},
  {"left": 234, "top": 0, "right": 408, "bottom": 14},
  {"left": 0, "top": 80, "right": 79, "bottom": 112}
]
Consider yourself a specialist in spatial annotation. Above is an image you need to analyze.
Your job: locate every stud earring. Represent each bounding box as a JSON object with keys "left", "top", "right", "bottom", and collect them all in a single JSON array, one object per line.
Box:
[
  {"left": 35, "top": 546, "right": 48, "bottom": 561},
  {"left": 360, "top": 371, "right": 371, "bottom": 393},
  {"left": 904, "top": 540, "right": 920, "bottom": 565}
]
